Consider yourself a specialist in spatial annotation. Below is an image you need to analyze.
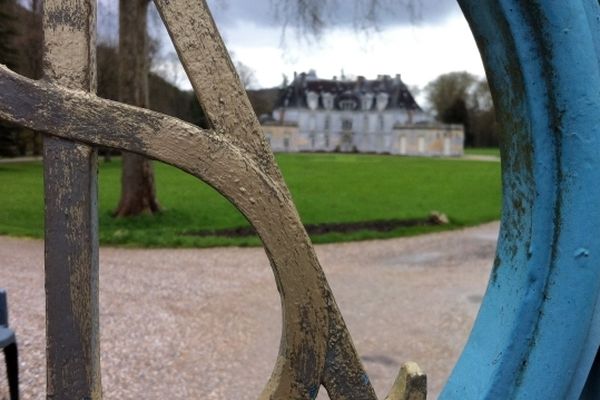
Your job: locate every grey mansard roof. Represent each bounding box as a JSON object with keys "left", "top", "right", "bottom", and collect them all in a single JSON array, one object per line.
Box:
[{"left": 275, "top": 71, "right": 422, "bottom": 112}]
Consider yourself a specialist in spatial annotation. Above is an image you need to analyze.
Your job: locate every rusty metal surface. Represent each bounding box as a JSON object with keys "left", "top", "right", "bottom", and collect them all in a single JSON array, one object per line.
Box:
[{"left": 42, "top": 1, "right": 101, "bottom": 399}]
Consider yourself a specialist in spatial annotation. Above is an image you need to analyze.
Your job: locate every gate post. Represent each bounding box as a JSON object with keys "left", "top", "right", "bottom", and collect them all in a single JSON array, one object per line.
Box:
[{"left": 42, "top": 1, "right": 101, "bottom": 399}]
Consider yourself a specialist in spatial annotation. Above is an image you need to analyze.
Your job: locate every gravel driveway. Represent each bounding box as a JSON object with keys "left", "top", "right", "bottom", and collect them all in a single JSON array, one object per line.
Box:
[{"left": 0, "top": 222, "right": 499, "bottom": 399}]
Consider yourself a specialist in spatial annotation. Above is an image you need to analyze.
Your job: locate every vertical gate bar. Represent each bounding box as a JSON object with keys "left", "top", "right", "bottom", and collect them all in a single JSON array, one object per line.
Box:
[{"left": 42, "top": 1, "right": 101, "bottom": 399}]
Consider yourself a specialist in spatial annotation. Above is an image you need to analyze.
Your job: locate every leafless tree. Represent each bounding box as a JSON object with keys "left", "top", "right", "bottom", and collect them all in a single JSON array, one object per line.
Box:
[
  {"left": 425, "top": 71, "right": 478, "bottom": 120},
  {"left": 425, "top": 71, "right": 498, "bottom": 147},
  {"left": 271, "top": 0, "right": 422, "bottom": 37},
  {"left": 6, "top": 0, "right": 44, "bottom": 155},
  {"left": 234, "top": 59, "right": 258, "bottom": 89},
  {"left": 113, "top": 0, "right": 161, "bottom": 217},
  {"left": 0, "top": 0, "right": 17, "bottom": 70},
  {"left": 29, "top": 0, "right": 40, "bottom": 14}
]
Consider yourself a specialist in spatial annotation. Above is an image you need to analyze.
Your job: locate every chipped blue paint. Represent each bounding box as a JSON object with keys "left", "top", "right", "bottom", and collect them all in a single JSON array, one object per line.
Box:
[
  {"left": 441, "top": 1, "right": 600, "bottom": 399},
  {"left": 362, "top": 373, "right": 371, "bottom": 386},
  {"left": 575, "top": 248, "right": 590, "bottom": 259},
  {"left": 309, "top": 384, "right": 319, "bottom": 399}
]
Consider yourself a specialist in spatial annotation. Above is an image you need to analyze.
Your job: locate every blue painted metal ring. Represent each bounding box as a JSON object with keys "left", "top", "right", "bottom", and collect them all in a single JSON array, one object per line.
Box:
[{"left": 442, "top": 1, "right": 600, "bottom": 398}]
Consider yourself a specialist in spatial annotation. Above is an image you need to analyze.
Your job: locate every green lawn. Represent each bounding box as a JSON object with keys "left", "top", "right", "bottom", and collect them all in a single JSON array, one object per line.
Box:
[
  {"left": 0, "top": 153, "right": 501, "bottom": 247},
  {"left": 464, "top": 147, "right": 501, "bottom": 157}
]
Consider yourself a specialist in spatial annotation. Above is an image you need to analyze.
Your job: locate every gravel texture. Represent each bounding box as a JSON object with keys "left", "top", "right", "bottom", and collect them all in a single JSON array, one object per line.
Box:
[{"left": 0, "top": 222, "right": 499, "bottom": 399}]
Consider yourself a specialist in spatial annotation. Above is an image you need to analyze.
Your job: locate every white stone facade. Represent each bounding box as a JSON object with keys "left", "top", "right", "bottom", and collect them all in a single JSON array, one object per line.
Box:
[{"left": 263, "top": 72, "right": 464, "bottom": 156}]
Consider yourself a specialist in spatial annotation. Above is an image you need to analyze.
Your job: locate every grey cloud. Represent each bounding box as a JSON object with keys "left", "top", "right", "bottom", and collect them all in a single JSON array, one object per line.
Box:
[
  {"left": 207, "top": 0, "right": 460, "bottom": 31},
  {"left": 96, "top": 0, "right": 460, "bottom": 45}
]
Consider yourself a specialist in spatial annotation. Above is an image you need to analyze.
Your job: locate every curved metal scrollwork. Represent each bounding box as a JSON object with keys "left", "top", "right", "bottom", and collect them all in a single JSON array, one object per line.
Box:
[
  {"left": 0, "top": 0, "right": 425, "bottom": 398},
  {"left": 1, "top": 0, "right": 600, "bottom": 399}
]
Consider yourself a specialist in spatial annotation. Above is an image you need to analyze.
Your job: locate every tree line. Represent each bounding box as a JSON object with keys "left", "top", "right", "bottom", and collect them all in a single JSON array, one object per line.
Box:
[
  {"left": 0, "top": 0, "right": 42, "bottom": 157},
  {"left": 425, "top": 71, "right": 499, "bottom": 148}
]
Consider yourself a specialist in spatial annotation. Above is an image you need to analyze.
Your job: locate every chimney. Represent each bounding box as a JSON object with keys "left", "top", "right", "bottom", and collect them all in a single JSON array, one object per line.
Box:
[{"left": 280, "top": 108, "right": 286, "bottom": 125}]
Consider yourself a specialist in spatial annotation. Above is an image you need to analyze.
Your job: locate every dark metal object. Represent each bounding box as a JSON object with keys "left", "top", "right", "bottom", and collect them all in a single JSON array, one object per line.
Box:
[{"left": 0, "top": 290, "right": 19, "bottom": 400}]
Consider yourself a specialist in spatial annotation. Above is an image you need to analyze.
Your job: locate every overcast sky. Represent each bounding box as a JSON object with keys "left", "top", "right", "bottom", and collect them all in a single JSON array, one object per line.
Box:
[{"left": 98, "top": 0, "right": 485, "bottom": 96}]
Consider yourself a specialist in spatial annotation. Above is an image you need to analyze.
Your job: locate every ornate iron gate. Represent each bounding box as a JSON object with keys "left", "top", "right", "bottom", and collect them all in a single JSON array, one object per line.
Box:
[{"left": 1, "top": 0, "right": 600, "bottom": 399}]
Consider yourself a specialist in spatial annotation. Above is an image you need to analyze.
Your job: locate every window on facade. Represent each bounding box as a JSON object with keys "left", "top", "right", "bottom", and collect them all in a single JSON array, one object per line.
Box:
[
  {"left": 376, "top": 93, "right": 389, "bottom": 111},
  {"left": 322, "top": 93, "right": 334, "bottom": 110},
  {"left": 342, "top": 120, "right": 353, "bottom": 131},
  {"left": 310, "top": 134, "right": 316, "bottom": 149},
  {"left": 339, "top": 100, "right": 357, "bottom": 111},
  {"left": 324, "top": 115, "right": 330, "bottom": 131},
  {"left": 306, "top": 91, "right": 319, "bottom": 110},
  {"left": 284, "top": 137, "right": 290, "bottom": 149},
  {"left": 379, "top": 115, "right": 385, "bottom": 131},
  {"left": 308, "top": 116, "right": 316, "bottom": 131},
  {"left": 362, "top": 94, "right": 374, "bottom": 111},
  {"left": 325, "top": 134, "right": 330, "bottom": 147}
]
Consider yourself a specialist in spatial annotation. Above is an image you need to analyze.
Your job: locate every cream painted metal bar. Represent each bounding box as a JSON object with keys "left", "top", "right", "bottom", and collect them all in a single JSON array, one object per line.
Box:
[
  {"left": 152, "top": 0, "right": 276, "bottom": 173},
  {"left": 152, "top": 1, "right": 398, "bottom": 397},
  {"left": 42, "top": 1, "right": 101, "bottom": 399}
]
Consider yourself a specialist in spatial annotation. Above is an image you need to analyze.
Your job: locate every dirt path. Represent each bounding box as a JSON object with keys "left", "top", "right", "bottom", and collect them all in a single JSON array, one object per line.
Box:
[{"left": 0, "top": 222, "right": 499, "bottom": 399}]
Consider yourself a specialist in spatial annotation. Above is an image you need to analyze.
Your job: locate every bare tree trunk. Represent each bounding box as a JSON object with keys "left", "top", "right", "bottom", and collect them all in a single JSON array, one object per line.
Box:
[
  {"left": 23, "top": 0, "right": 43, "bottom": 156},
  {"left": 114, "top": 0, "right": 160, "bottom": 217},
  {"left": 30, "top": 0, "right": 41, "bottom": 14}
]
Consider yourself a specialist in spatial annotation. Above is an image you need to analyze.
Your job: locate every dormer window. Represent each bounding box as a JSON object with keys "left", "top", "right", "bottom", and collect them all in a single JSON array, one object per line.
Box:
[
  {"left": 376, "top": 92, "right": 389, "bottom": 111},
  {"left": 362, "top": 93, "right": 374, "bottom": 111},
  {"left": 306, "top": 91, "right": 319, "bottom": 111},
  {"left": 322, "top": 92, "right": 335, "bottom": 111},
  {"left": 339, "top": 99, "right": 358, "bottom": 111}
]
